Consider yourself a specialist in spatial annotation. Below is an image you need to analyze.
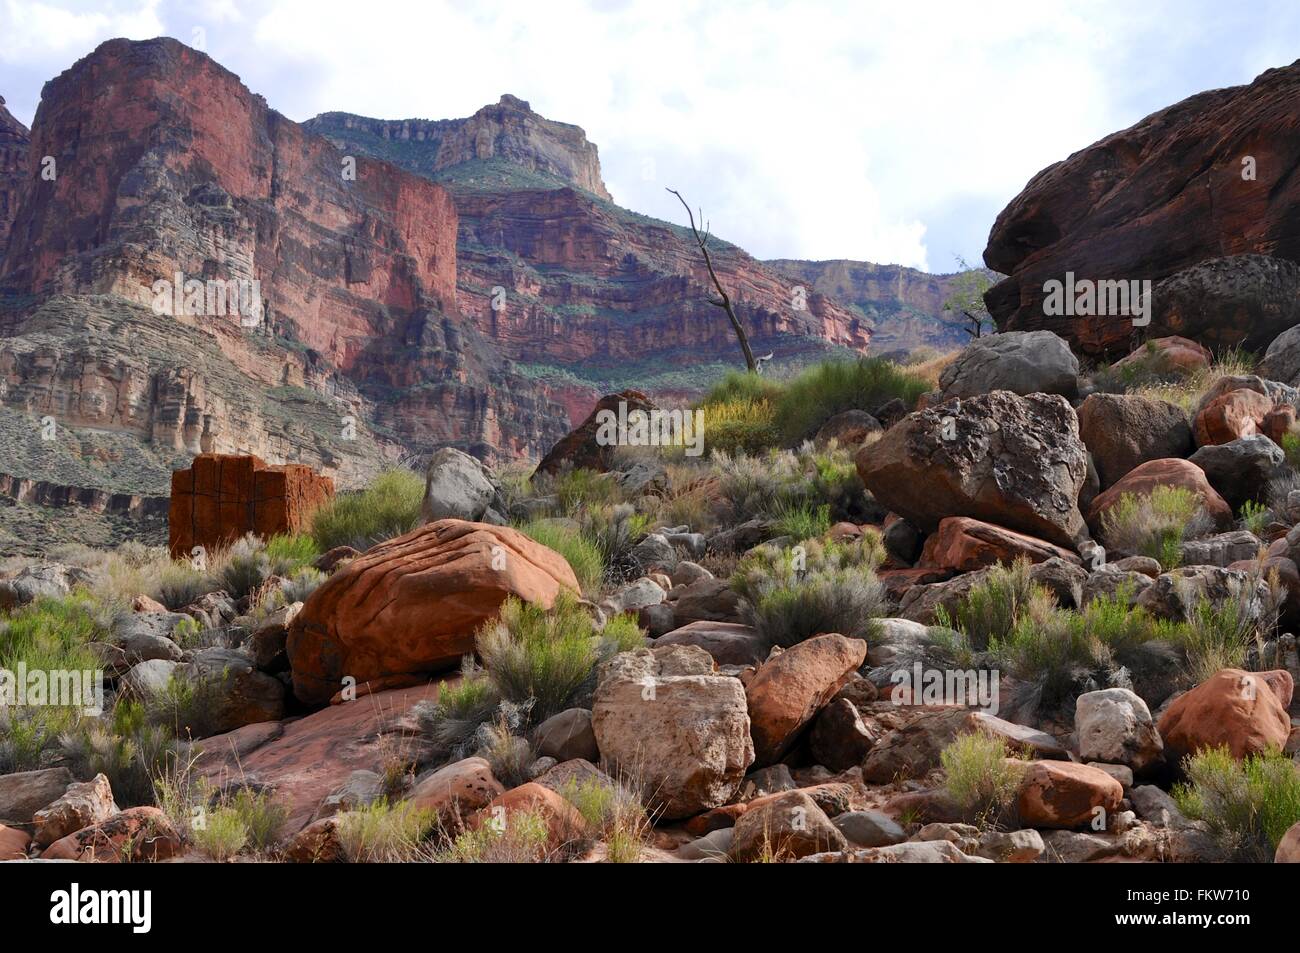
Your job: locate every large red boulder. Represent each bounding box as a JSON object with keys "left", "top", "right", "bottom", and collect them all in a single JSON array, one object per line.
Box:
[
  {"left": 194, "top": 683, "right": 444, "bottom": 832},
  {"left": 918, "top": 517, "right": 1081, "bottom": 573},
  {"left": 1017, "top": 761, "right": 1123, "bottom": 829},
  {"left": 1086, "top": 458, "right": 1232, "bottom": 535},
  {"left": 746, "top": 634, "right": 867, "bottom": 766},
  {"left": 1193, "top": 389, "right": 1275, "bottom": 447},
  {"left": 169, "top": 454, "right": 333, "bottom": 558},
  {"left": 287, "top": 520, "right": 578, "bottom": 704},
  {"left": 40, "top": 807, "right": 182, "bottom": 863},
  {"left": 1157, "top": 668, "right": 1293, "bottom": 764}
]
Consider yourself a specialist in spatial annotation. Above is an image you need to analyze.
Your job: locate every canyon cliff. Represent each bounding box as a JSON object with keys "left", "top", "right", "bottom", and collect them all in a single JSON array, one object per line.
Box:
[
  {"left": 307, "top": 106, "right": 873, "bottom": 404},
  {"left": 0, "top": 38, "right": 570, "bottom": 498},
  {"left": 766, "top": 259, "right": 969, "bottom": 356},
  {"left": 0, "top": 96, "right": 28, "bottom": 262}
]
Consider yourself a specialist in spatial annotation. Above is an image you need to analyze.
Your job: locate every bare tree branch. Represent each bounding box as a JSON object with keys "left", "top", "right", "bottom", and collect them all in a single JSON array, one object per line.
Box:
[{"left": 668, "top": 187, "right": 758, "bottom": 373}]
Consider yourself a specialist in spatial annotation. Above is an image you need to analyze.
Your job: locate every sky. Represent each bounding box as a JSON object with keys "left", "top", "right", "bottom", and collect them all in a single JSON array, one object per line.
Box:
[{"left": 2, "top": 0, "right": 1298, "bottom": 273}]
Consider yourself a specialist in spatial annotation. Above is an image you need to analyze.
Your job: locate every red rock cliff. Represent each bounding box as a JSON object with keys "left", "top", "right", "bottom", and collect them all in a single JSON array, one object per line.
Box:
[
  {"left": 0, "top": 38, "right": 569, "bottom": 487},
  {"left": 983, "top": 60, "right": 1300, "bottom": 356},
  {"left": 0, "top": 96, "right": 28, "bottom": 264}
]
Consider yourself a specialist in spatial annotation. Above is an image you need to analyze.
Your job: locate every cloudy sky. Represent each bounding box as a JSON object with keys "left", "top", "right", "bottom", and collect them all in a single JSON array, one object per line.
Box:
[{"left": 3, "top": 0, "right": 1297, "bottom": 272}]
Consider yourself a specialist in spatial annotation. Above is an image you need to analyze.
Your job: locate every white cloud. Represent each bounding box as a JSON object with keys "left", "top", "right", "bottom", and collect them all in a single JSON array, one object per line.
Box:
[{"left": 2, "top": 0, "right": 1296, "bottom": 269}]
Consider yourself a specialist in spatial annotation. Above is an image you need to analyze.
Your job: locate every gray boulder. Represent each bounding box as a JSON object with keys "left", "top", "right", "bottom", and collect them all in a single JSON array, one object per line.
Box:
[
  {"left": 938, "top": 330, "right": 1079, "bottom": 400},
  {"left": 1188, "top": 435, "right": 1284, "bottom": 509},
  {"left": 420, "top": 448, "right": 502, "bottom": 524}
]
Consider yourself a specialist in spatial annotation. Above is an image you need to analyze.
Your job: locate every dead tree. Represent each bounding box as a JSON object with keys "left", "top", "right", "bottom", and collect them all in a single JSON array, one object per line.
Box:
[{"left": 667, "top": 188, "right": 758, "bottom": 373}]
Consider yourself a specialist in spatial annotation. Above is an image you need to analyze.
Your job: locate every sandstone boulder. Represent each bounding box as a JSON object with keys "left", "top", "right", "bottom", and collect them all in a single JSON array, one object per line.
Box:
[
  {"left": 1111, "top": 337, "right": 1211, "bottom": 376},
  {"left": 420, "top": 447, "right": 503, "bottom": 524},
  {"left": 534, "top": 390, "right": 656, "bottom": 476},
  {"left": 1157, "top": 668, "right": 1292, "bottom": 763},
  {"left": 408, "top": 756, "right": 505, "bottom": 825},
  {"left": 746, "top": 634, "right": 867, "bottom": 766},
  {"left": 169, "top": 453, "right": 333, "bottom": 559},
  {"left": 815, "top": 409, "right": 882, "bottom": 447},
  {"left": 918, "top": 516, "right": 1081, "bottom": 573},
  {"left": 983, "top": 47, "right": 1300, "bottom": 357},
  {"left": 180, "top": 647, "right": 286, "bottom": 735},
  {"left": 32, "top": 774, "right": 118, "bottom": 848},
  {"left": 654, "top": 621, "right": 769, "bottom": 667},
  {"left": 1259, "top": 324, "right": 1300, "bottom": 386},
  {"left": 1193, "top": 388, "right": 1276, "bottom": 447},
  {"left": 728, "top": 790, "right": 846, "bottom": 862},
  {"left": 1017, "top": 761, "right": 1123, "bottom": 829},
  {"left": 473, "top": 782, "right": 587, "bottom": 853},
  {"left": 0, "top": 767, "right": 74, "bottom": 825},
  {"left": 0, "top": 563, "right": 73, "bottom": 610},
  {"left": 0, "top": 824, "right": 30, "bottom": 860},
  {"left": 195, "top": 683, "right": 443, "bottom": 832},
  {"left": 41, "top": 806, "right": 183, "bottom": 862},
  {"left": 1276, "top": 822, "right": 1300, "bottom": 863},
  {"left": 533, "top": 708, "right": 599, "bottom": 763},
  {"left": 856, "top": 391, "right": 1089, "bottom": 547},
  {"left": 1087, "top": 458, "right": 1232, "bottom": 536},
  {"left": 287, "top": 520, "right": 579, "bottom": 704},
  {"left": 809, "top": 698, "right": 878, "bottom": 771},
  {"left": 1150, "top": 255, "right": 1300, "bottom": 352},
  {"left": 1136, "top": 567, "right": 1270, "bottom": 622},
  {"left": 591, "top": 644, "right": 753, "bottom": 820}
]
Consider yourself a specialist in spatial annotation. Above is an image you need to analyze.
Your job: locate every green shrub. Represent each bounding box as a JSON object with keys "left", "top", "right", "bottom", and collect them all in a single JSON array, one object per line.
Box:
[
  {"left": 264, "top": 533, "right": 321, "bottom": 576},
  {"left": 696, "top": 373, "right": 782, "bottom": 455},
  {"left": 732, "top": 538, "right": 886, "bottom": 647},
  {"left": 561, "top": 775, "right": 649, "bottom": 863},
  {"left": 223, "top": 787, "right": 289, "bottom": 852},
  {"left": 1174, "top": 747, "right": 1300, "bottom": 862},
  {"left": 337, "top": 800, "right": 440, "bottom": 862},
  {"left": 477, "top": 593, "right": 599, "bottom": 723},
  {"left": 941, "top": 732, "right": 1024, "bottom": 826},
  {"left": 935, "top": 559, "right": 1040, "bottom": 652},
  {"left": 772, "top": 358, "right": 928, "bottom": 445},
  {"left": 578, "top": 503, "right": 650, "bottom": 582},
  {"left": 1239, "top": 500, "right": 1271, "bottom": 538},
  {"left": 433, "top": 808, "right": 553, "bottom": 863},
  {"left": 151, "top": 560, "right": 214, "bottom": 611},
  {"left": 60, "top": 703, "right": 178, "bottom": 807},
  {"left": 477, "top": 713, "right": 534, "bottom": 789},
  {"left": 599, "top": 614, "right": 647, "bottom": 656},
  {"left": 1174, "top": 593, "right": 1264, "bottom": 684},
  {"left": 537, "top": 467, "right": 623, "bottom": 516},
  {"left": 1283, "top": 431, "right": 1300, "bottom": 471},
  {"left": 213, "top": 534, "right": 269, "bottom": 600},
  {"left": 412, "top": 661, "right": 502, "bottom": 763},
  {"left": 0, "top": 593, "right": 109, "bottom": 770},
  {"left": 514, "top": 518, "right": 605, "bottom": 595},
  {"left": 191, "top": 806, "right": 249, "bottom": 862},
  {"left": 771, "top": 500, "right": 831, "bottom": 541},
  {"left": 280, "top": 566, "right": 325, "bottom": 604},
  {"left": 310, "top": 469, "right": 424, "bottom": 552},
  {"left": 1099, "top": 485, "right": 1210, "bottom": 567}
]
